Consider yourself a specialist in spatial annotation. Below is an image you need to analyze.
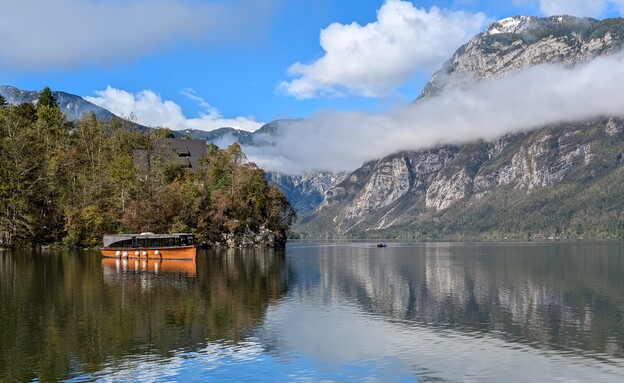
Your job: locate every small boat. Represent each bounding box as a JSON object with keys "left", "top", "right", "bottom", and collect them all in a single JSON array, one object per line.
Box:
[
  {"left": 377, "top": 242, "right": 387, "bottom": 248},
  {"left": 101, "top": 232, "right": 196, "bottom": 260}
]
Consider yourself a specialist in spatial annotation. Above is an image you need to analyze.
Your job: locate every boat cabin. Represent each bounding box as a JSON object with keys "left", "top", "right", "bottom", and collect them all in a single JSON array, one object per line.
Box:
[{"left": 103, "top": 233, "right": 195, "bottom": 249}]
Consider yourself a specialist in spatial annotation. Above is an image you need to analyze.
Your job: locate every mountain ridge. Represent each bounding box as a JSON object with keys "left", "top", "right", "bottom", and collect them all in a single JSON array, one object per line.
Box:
[
  {"left": 418, "top": 15, "right": 624, "bottom": 100},
  {"left": 294, "top": 15, "right": 624, "bottom": 239},
  {"left": 0, "top": 85, "right": 119, "bottom": 122}
]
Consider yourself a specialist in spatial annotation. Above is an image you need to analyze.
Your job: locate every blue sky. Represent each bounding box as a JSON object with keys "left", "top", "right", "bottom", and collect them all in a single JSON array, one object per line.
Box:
[{"left": 1, "top": 0, "right": 624, "bottom": 133}]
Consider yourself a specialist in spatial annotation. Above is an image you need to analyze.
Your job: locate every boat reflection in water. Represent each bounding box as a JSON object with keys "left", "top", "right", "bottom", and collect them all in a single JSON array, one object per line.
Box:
[{"left": 101, "top": 257, "right": 197, "bottom": 276}]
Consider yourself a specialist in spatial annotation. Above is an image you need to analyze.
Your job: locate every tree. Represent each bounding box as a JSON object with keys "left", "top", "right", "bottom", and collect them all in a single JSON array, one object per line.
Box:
[
  {"left": 0, "top": 107, "right": 295, "bottom": 247},
  {"left": 0, "top": 103, "right": 46, "bottom": 246},
  {"left": 0, "top": 94, "right": 7, "bottom": 107},
  {"left": 36, "top": 87, "right": 58, "bottom": 110}
]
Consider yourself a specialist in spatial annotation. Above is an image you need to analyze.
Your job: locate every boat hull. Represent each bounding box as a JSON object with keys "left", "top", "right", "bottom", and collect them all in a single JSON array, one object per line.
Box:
[{"left": 101, "top": 245, "right": 196, "bottom": 260}]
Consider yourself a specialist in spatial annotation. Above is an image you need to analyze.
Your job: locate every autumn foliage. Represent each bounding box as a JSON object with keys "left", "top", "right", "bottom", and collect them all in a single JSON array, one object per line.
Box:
[{"left": 0, "top": 92, "right": 295, "bottom": 248}]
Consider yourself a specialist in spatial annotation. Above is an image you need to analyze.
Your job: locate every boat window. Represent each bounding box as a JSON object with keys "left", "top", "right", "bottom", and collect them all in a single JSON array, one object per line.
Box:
[
  {"left": 110, "top": 239, "right": 133, "bottom": 248},
  {"left": 109, "top": 235, "right": 195, "bottom": 248},
  {"left": 179, "top": 235, "right": 194, "bottom": 246}
]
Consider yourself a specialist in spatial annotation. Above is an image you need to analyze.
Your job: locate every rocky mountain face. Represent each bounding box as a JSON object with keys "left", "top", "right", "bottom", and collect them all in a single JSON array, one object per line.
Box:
[
  {"left": 0, "top": 85, "right": 118, "bottom": 121},
  {"left": 418, "top": 15, "right": 624, "bottom": 99},
  {"left": 297, "top": 117, "right": 624, "bottom": 238},
  {"left": 296, "top": 16, "right": 624, "bottom": 239},
  {"left": 266, "top": 171, "right": 349, "bottom": 215}
]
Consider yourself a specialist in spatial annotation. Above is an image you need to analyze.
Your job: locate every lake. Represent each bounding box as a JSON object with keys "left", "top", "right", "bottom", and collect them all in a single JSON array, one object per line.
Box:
[{"left": 1, "top": 241, "right": 623, "bottom": 382}]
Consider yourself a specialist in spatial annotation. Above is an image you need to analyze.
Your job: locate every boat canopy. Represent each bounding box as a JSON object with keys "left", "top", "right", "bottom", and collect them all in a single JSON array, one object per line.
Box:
[{"left": 103, "top": 233, "right": 195, "bottom": 248}]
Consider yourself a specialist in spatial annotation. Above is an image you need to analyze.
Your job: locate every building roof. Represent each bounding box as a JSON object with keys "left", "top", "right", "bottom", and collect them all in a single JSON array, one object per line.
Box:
[
  {"left": 133, "top": 138, "right": 208, "bottom": 173},
  {"left": 164, "top": 138, "right": 208, "bottom": 170}
]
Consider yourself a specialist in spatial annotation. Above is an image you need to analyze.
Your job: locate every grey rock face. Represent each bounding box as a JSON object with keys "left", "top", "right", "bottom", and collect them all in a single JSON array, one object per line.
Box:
[
  {"left": 267, "top": 171, "right": 348, "bottom": 215},
  {"left": 295, "top": 16, "right": 624, "bottom": 237},
  {"left": 296, "top": 117, "right": 622, "bottom": 236},
  {"left": 343, "top": 156, "right": 411, "bottom": 220},
  {"left": 418, "top": 16, "right": 624, "bottom": 99}
]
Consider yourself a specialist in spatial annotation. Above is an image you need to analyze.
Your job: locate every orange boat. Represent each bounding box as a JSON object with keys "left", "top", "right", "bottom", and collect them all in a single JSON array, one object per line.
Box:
[{"left": 101, "top": 233, "right": 196, "bottom": 260}]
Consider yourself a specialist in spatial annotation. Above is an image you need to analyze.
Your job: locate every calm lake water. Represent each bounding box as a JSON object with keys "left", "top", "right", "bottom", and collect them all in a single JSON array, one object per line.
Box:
[{"left": 1, "top": 241, "right": 624, "bottom": 382}]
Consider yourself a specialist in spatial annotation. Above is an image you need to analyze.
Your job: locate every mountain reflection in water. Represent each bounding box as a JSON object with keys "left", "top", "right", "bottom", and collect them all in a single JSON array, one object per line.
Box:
[
  {"left": 257, "top": 241, "right": 624, "bottom": 382},
  {"left": 284, "top": 242, "right": 624, "bottom": 357},
  {"left": 0, "top": 242, "right": 623, "bottom": 382}
]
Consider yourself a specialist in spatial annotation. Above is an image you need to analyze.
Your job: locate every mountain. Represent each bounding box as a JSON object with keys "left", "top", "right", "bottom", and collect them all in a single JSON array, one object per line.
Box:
[
  {"left": 418, "top": 15, "right": 624, "bottom": 100},
  {"left": 294, "top": 15, "right": 624, "bottom": 239},
  {"left": 0, "top": 85, "right": 119, "bottom": 121},
  {"left": 177, "top": 127, "right": 254, "bottom": 144},
  {"left": 176, "top": 119, "right": 302, "bottom": 145},
  {"left": 0, "top": 84, "right": 288, "bottom": 148},
  {"left": 266, "top": 171, "right": 349, "bottom": 215}
]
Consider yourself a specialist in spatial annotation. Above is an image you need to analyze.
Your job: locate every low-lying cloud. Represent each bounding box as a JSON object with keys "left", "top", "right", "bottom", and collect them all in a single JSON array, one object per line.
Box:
[
  {"left": 86, "top": 86, "right": 263, "bottom": 132},
  {"left": 279, "top": 0, "right": 488, "bottom": 99},
  {"left": 0, "top": 0, "right": 276, "bottom": 71},
  {"left": 250, "top": 51, "right": 624, "bottom": 174}
]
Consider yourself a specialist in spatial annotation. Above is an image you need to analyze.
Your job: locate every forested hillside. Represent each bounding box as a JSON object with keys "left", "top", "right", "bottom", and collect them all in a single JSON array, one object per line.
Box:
[{"left": 0, "top": 88, "right": 295, "bottom": 248}]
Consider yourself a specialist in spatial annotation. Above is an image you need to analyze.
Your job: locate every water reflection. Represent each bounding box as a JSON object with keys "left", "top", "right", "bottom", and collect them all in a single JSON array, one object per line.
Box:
[
  {"left": 0, "top": 248, "right": 289, "bottom": 382},
  {"left": 274, "top": 242, "right": 624, "bottom": 366},
  {"left": 247, "top": 241, "right": 624, "bottom": 382},
  {"left": 2, "top": 242, "right": 624, "bottom": 382},
  {"left": 102, "top": 258, "right": 198, "bottom": 276}
]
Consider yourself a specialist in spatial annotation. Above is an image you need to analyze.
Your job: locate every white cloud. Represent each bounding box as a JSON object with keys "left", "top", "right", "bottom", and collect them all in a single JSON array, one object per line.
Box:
[
  {"left": 85, "top": 86, "right": 263, "bottom": 132},
  {"left": 250, "top": 51, "right": 624, "bottom": 174},
  {"left": 279, "top": 0, "right": 488, "bottom": 99},
  {"left": 538, "top": 0, "right": 624, "bottom": 17},
  {"left": 0, "top": 0, "right": 275, "bottom": 70}
]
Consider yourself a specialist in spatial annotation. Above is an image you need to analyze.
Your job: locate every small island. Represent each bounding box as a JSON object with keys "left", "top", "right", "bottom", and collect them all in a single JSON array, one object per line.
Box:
[{"left": 0, "top": 90, "right": 295, "bottom": 249}]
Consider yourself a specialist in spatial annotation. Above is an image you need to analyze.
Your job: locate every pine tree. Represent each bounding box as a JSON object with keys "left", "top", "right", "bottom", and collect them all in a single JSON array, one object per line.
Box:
[
  {"left": 36, "top": 87, "right": 58, "bottom": 110},
  {"left": 0, "top": 94, "right": 7, "bottom": 107}
]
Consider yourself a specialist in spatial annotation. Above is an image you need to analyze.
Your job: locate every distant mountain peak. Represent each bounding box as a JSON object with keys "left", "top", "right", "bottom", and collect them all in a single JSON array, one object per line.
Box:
[
  {"left": 418, "top": 15, "right": 623, "bottom": 100},
  {"left": 483, "top": 15, "right": 597, "bottom": 37},
  {"left": 485, "top": 15, "right": 534, "bottom": 36},
  {"left": 0, "top": 85, "right": 119, "bottom": 122}
]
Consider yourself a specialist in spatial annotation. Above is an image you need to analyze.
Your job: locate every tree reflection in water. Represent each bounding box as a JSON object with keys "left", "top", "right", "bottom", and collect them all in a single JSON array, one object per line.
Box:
[{"left": 0, "top": 248, "right": 290, "bottom": 382}]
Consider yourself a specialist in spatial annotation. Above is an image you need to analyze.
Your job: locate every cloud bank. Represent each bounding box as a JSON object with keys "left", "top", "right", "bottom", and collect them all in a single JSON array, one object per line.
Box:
[
  {"left": 538, "top": 0, "right": 624, "bottom": 17},
  {"left": 250, "top": 51, "right": 624, "bottom": 174},
  {"left": 279, "top": 0, "right": 488, "bottom": 99},
  {"left": 85, "top": 86, "right": 263, "bottom": 132},
  {"left": 0, "top": 0, "right": 275, "bottom": 70}
]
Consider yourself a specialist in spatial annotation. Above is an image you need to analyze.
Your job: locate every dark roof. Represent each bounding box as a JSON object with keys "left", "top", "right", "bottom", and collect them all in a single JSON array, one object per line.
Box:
[
  {"left": 133, "top": 138, "right": 208, "bottom": 173},
  {"left": 164, "top": 138, "right": 208, "bottom": 170}
]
